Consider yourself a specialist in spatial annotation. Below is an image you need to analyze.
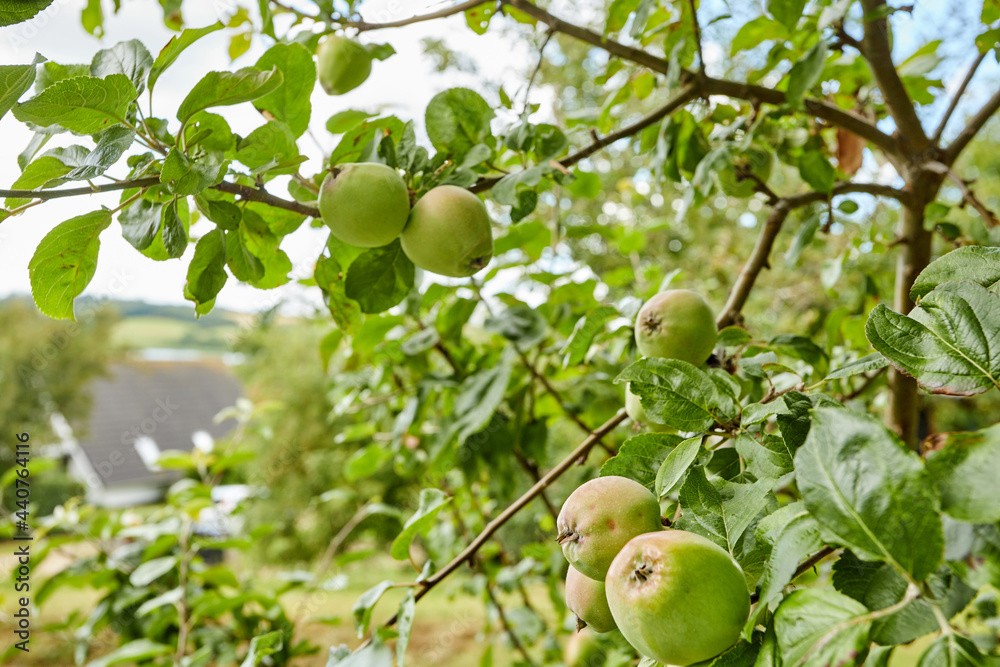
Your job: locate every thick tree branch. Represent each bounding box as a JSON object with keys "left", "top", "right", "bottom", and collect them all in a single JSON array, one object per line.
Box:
[
  {"left": 858, "top": 0, "right": 928, "bottom": 153},
  {"left": 373, "top": 410, "right": 628, "bottom": 634},
  {"left": 700, "top": 77, "right": 899, "bottom": 156},
  {"left": 931, "top": 51, "right": 987, "bottom": 146},
  {"left": 717, "top": 182, "right": 912, "bottom": 329},
  {"left": 943, "top": 87, "right": 1000, "bottom": 165},
  {"left": 0, "top": 177, "right": 321, "bottom": 220},
  {"left": 347, "top": 0, "right": 489, "bottom": 32},
  {"left": 499, "top": 0, "right": 898, "bottom": 155}
]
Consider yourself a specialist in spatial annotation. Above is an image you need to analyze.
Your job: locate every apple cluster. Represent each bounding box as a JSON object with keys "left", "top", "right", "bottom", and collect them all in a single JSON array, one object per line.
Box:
[
  {"left": 315, "top": 36, "right": 494, "bottom": 278},
  {"left": 561, "top": 291, "right": 748, "bottom": 666}
]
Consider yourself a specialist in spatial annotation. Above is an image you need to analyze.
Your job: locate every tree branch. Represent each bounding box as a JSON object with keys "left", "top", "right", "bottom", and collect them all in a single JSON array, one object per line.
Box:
[
  {"left": 0, "top": 177, "right": 321, "bottom": 220},
  {"left": 500, "top": 0, "right": 898, "bottom": 155},
  {"left": 700, "top": 77, "right": 899, "bottom": 156},
  {"left": 926, "top": 160, "right": 1000, "bottom": 227},
  {"left": 347, "top": 0, "right": 491, "bottom": 32},
  {"left": 373, "top": 410, "right": 628, "bottom": 635},
  {"left": 931, "top": 51, "right": 986, "bottom": 146},
  {"left": 716, "top": 182, "right": 912, "bottom": 329},
  {"left": 858, "top": 0, "right": 928, "bottom": 153},
  {"left": 471, "top": 85, "right": 699, "bottom": 193},
  {"left": 943, "top": 86, "right": 1000, "bottom": 165}
]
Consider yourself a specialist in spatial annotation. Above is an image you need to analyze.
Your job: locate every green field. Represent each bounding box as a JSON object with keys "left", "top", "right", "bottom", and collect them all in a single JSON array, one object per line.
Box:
[{"left": 111, "top": 315, "right": 240, "bottom": 352}]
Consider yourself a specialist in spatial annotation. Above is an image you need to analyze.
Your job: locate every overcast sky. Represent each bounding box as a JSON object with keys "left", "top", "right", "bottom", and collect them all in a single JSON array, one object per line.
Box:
[{"left": 0, "top": 0, "right": 994, "bottom": 315}]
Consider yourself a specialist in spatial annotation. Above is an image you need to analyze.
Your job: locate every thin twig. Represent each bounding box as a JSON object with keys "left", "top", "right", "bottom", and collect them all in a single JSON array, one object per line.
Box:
[
  {"left": 347, "top": 0, "right": 488, "bottom": 32},
  {"left": 521, "top": 29, "right": 555, "bottom": 117},
  {"left": 944, "top": 84, "right": 1000, "bottom": 165},
  {"left": 931, "top": 51, "right": 987, "bottom": 145},
  {"left": 687, "top": 0, "right": 705, "bottom": 78},
  {"left": 369, "top": 410, "right": 627, "bottom": 638}
]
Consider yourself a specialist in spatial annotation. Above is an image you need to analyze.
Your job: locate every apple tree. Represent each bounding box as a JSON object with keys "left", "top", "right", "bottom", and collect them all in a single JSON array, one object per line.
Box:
[{"left": 3, "top": 1, "right": 1000, "bottom": 666}]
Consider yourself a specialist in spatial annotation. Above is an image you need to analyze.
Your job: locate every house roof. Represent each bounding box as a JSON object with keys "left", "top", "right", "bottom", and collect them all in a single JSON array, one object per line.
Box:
[{"left": 73, "top": 361, "right": 242, "bottom": 487}]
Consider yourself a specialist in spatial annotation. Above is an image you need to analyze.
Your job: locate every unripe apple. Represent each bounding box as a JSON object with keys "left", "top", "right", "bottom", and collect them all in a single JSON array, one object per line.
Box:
[
  {"left": 605, "top": 530, "right": 750, "bottom": 666},
  {"left": 400, "top": 185, "right": 493, "bottom": 277},
  {"left": 565, "top": 565, "right": 617, "bottom": 633},
  {"left": 634, "top": 290, "right": 717, "bottom": 365},
  {"left": 318, "top": 163, "right": 410, "bottom": 248},
  {"left": 564, "top": 628, "right": 606, "bottom": 667},
  {"left": 625, "top": 384, "right": 676, "bottom": 434},
  {"left": 557, "top": 476, "right": 662, "bottom": 581},
  {"left": 316, "top": 35, "right": 372, "bottom": 95}
]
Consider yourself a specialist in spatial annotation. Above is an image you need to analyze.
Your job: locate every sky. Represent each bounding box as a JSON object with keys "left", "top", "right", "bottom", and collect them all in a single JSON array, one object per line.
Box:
[{"left": 0, "top": 0, "right": 995, "bottom": 315}]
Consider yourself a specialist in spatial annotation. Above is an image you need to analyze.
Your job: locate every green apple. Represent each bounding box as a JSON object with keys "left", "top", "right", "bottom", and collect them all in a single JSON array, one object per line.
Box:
[
  {"left": 564, "top": 628, "right": 606, "bottom": 667},
  {"left": 557, "top": 476, "right": 662, "bottom": 581},
  {"left": 625, "top": 384, "right": 676, "bottom": 434},
  {"left": 634, "top": 290, "right": 717, "bottom": 365},
  {"left": 565, "top": 565, "right": 617, "bottom": 633},
  {"left": 318, "top": 163, "right": 410, "bottom": 248},
  {"left": 316, "top": 35, "right": 372, "bottom": 95},
  {"left": 605, "top": 530, "right": 750, "bottom": 666},
  {"left": 400, "top": 185, "right": 493, "bottom": 277}
]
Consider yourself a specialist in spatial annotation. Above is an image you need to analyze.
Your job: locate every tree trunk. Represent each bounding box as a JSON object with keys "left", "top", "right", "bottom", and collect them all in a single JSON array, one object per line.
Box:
[{"left": 886, "top": 171, "right": 939, "bottom": 448}]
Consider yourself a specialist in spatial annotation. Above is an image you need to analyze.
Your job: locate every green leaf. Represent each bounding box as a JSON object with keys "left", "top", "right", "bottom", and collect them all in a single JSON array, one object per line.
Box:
[
  {"left": 326, "top": 109, "right": 376, "bottom": 135},
  {"left": 484, "top": 304, "right": 547, "bottom": 347},
  {"left": 184, "top": 229, "right": 228, "bottom": 311},
  {"left": 601, "top": 433, "right": 680, "bottom": 490},
  {"left": 28, "top": 210, "right": 112, "bottom": 320},
  {"left": 916, "top": 633, "right": 994, "bottom": 667},
  {"left": 616, "top": 358, "right": 739, "bottom": 432},
  {"left": 4, "top": 155, "right": 71, "bottom": 208},
  {"left": 344, "top": 241, "right": 414, "bottom": 314},
  {"left": 0, "top": 63, "right": 38, "bottom": 122},
  {"left": 911, "top": 246, "right": 1000, "bottom": 300},
  {"left": 225, "top": 229, "right": 264, "bottom": 282},
  {"left": 235, "top": 120, "right": 299, "bottom": 174},
  {"left": 0, "top": 0, "right": 54, "bottom": 26},
  {"left": 35, "top": 62, "right": 89, "bottom": 93},
  {"left": 65, "top": 125, "right": 135, "bottom": 181},
  {"left": 795, "top": 408, "right": 944, "bottom": 582},
  {"left": 13, "top": 73, "right": 137, "bottom": 134},
  {"left": 797, "top": 150, "right": 836, "bottom": 193},
  {"left": 253, "top": 43, "right": 315, "bottom": 137},
  {"left": 785, "top": 39, "right": 829, "bottom": 107},
  {"left": 390, "top": 489, "right": 451, "bottom": 560},
  {"left": 148, "top": 22, "right": 225, "bottom": 92},
  {"left": 396, "top": 591, "right": 416, "bottom": 667},
  {"left": 562, "top": 305, "right": 618, "bottom": 367},
  {"left": 160, "top": 149, "right": 225, "bottom": 195},
  {"left": 425, "top": 88, "right": 495, "bottom": 156},
  {"left": 679, "top": 469, "right": 774, "bottom": 552},
  {"left": 176, "top": 66, "right": 283, "bottom": 123},
  {"left": 119, "top": 198, "right": 162, "bottom": 250},
  {"left": 732, "top": 17, "right": 789, "bottom": 55},
  {"left": 85, "top": 639, "right": 172, "bottom": 667},
  {"left": 160, "top": 199, "right": 189, "bottom": 259},
  {"left": 768, "top": 0, "right": 808, "bottom": 30},
  {"left": 735, "top": 433, "right": 794, "bottom": 480},
  {"left": 824, "top": 353, "right": 889, "bottom": 380},
  {"left": 448, "top": 356, "right": 513, "bottom": 445},
  {"left": 925, "top": 423, "right": 1000, "bottom": 523},
  {"left": 756, "top": 511, "right": 823, "bottom": 608},
  {"left": 240, "top": 631, "right": 284, "bottom": 667},
  {"left": 774, "top": 589, "right": 871, "bottom": 667},
  {"left": 352, "top": 580, "right": 394, "bottom": 638},
  {"left": 129, "top": 555, "right": 177, "bottom": 586},
  {"left": 865, "top": 282, "right": 1000, "bottom": 395},
  {"left": 465, "top": 2, "right": 495, "bottom": 34},
  {"left": 90, "top": 39, "right": 153, "bottom": 94},
  {"left": 655, "top": 436, "right": 702, "bottom": 497}
]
